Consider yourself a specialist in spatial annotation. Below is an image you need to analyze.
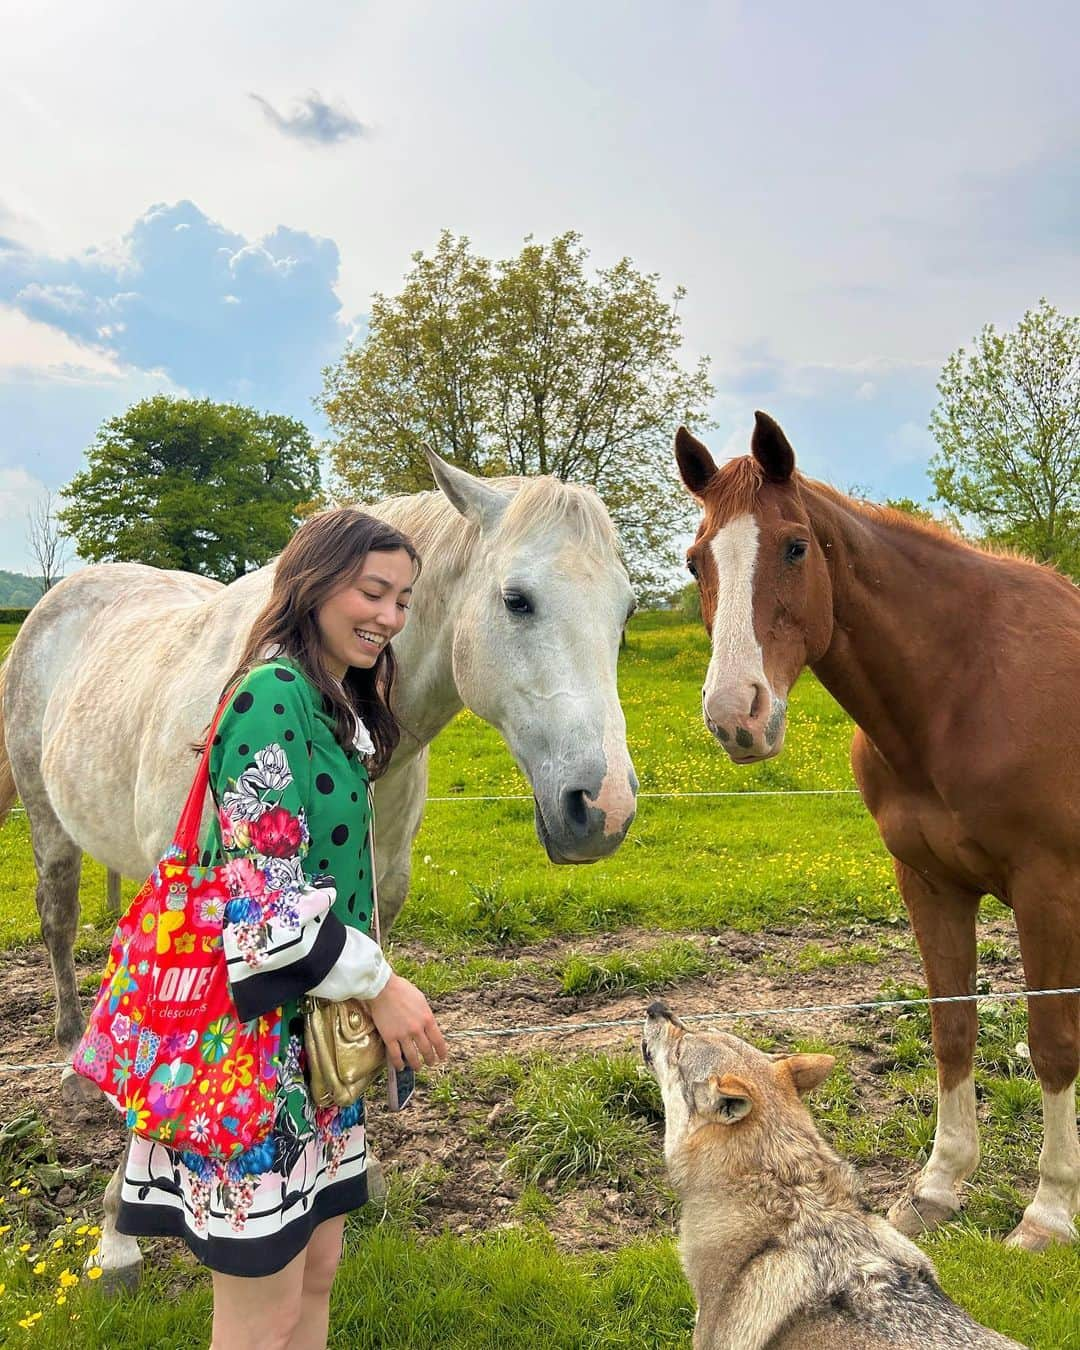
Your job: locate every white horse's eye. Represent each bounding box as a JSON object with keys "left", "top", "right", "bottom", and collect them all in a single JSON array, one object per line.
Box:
[{"left": 502, "top": 591, "right": 533, "bottom": 615}]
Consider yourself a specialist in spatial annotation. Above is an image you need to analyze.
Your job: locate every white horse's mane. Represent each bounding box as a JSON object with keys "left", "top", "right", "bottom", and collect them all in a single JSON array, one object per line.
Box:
[{"left": 372, "top": 476, "right": 625, "bottom": 577}]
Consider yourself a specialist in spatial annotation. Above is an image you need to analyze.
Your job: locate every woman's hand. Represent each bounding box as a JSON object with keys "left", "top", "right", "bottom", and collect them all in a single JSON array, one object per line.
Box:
[{"left": 368, "top": 973, "right": 448, "bottom": 1071}]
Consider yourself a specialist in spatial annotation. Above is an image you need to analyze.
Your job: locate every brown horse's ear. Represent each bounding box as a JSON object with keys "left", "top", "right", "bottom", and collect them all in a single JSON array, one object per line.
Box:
[
  {"left": 751, "top": 411, "right": 795, "bottom": 483},
  {"left": 675, "top": 426, "right": 718, "bottom": 497}
]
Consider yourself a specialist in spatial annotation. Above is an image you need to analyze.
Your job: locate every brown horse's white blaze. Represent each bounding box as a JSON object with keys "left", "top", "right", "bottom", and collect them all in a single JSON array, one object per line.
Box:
[
  {"left": 675, "top": 411, "right": 1080, "bottom": 1251},
  {"left": 698, "top": 514, "right": 782, "bottom": 760}
]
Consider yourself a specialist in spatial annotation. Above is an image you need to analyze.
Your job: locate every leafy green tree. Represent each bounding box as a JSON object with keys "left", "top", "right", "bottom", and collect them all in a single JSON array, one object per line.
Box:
[
  {"left": 929, "top": 299, "right": 1080, "bottom": 573},
  {"left": 320, "top": 230, "right": 714, "bottom": 598},
  {"left": 60, "top": 397, "right": 320, "bottom": 581}
]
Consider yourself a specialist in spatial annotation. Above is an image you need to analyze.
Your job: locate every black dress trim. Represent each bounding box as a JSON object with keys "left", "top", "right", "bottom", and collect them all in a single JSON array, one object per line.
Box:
[
  {"left": 230, "top": 913, "right": 347, "bottom": 1022},
  {"left": 115, "top": 1170, "right": 369, "bottom": 1277}
]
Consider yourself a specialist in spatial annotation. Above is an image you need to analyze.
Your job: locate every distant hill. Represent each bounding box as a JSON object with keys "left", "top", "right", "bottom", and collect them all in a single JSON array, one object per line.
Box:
[{"left": 0, "top": 570, "right": 46, "bottom": 607}]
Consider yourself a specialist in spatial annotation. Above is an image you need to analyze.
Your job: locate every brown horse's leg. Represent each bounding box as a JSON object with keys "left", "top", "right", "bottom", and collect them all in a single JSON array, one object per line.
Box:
[
  {"left": 887, "top": 861, "right": 982, "bottom": 1236},
  {"left": 1006, "top": 884, "right": 1080, "bottom": 1250}
]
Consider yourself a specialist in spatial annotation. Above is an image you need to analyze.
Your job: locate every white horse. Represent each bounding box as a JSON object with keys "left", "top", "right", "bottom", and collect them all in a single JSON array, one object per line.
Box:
[{"left": 0, "top": 453, "right": 638, "bottom": 1285}]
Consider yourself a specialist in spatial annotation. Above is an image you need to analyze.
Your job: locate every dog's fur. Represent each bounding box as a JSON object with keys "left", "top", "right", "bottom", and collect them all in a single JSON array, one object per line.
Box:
[{"left": 642, "top": 1005, "right": 1027, "bottom": 1349}]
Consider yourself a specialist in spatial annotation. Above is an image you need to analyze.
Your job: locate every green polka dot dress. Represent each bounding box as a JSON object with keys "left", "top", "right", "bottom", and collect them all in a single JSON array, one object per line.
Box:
[{"left": 117, "top": 658, "right": 387, "bottom": 1276}]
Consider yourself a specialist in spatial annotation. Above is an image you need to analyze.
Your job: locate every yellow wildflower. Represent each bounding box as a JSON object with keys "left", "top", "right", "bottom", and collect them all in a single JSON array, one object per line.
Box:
[
  {"left": 75, "top": 1225, "right": 88, "bottom": 1236},
  {"left": 0, "top": 1224, "right": 10, "bottom": 1235},
  {"left": 55, "top": 1294, "right": 67, "bottom": 1306},
  {"left": 52, "top": 1238, "right": 63, "bottom": 1249},
  {"left": 87, "top": 1266, "right": 103, "bottom": 1280},
  {"left": 88, "top": 1225, "right": 101, "bottom": 1237},
  {"left": 17, "top": 1311, "right": 42, "bottom": 1329},
  {"left": 58, "top": 1270, "right": 78, "bottom": 1288},
  {"left": 32, "top": 1261, "right": 46, "bottom": 1274}
]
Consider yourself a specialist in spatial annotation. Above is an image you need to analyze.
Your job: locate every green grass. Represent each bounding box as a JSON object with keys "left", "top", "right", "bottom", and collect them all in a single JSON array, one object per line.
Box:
[
  {"left": 0, "top": 1221, "right": 697, "bottom": 1348},
  {"left": 558, "top": 940, "right": 709, "bottom": 996}
]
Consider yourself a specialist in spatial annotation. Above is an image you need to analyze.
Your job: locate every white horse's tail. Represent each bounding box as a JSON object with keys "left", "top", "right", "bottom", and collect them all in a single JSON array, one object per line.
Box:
[{"left": 0, "top": 657, "right": 17, "bottom": 825}]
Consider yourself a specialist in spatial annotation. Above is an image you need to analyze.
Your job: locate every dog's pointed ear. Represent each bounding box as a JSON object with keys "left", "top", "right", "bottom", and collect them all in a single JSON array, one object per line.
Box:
[
  {"left": 694, "top": 1072, "right": 754, "bottom": 1123},
  {"left": 675, "top": 427, "right": 718, "bottom": 498},
  {"left": 775, "top": 1053, "right": 835, "bottom": 1097},
  {"left": 751, "top": 411, "right": 795, "bottom": 483}
]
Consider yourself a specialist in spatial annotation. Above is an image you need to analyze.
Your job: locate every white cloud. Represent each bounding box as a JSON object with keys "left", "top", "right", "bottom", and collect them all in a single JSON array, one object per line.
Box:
[{"left": 0, "top": 305, "right": 123, "bottom": 376}]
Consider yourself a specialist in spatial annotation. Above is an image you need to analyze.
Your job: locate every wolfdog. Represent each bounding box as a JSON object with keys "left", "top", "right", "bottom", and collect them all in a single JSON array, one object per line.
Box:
[{"left": 642, "top": 1003, "right": 1026, "bottom": 1349}]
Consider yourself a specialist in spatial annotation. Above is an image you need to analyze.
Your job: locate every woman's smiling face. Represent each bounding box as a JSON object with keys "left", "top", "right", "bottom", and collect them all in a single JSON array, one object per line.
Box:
[{"left": 316, "top": 547, "right": 415, "bottom": 678}]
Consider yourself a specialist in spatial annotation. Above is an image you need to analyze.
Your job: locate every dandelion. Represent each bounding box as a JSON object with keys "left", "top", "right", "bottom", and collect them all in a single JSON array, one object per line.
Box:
[
  {"left": 32, "top": 1261, "right": 46, "bottom": 1274},
  {"left": 87, "top": 1266, "right": 103, "bottom": 1281}
]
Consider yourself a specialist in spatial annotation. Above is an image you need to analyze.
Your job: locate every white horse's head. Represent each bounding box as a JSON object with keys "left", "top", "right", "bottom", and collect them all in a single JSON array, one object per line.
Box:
[{"left": 423, "top": 451, "right": 638, "bottom": 863}]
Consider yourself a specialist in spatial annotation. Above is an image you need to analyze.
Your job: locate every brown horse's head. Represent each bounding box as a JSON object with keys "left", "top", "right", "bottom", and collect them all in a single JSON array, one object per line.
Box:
[{"left": 675, "top": 412, "right": 833, "bottom": 762}]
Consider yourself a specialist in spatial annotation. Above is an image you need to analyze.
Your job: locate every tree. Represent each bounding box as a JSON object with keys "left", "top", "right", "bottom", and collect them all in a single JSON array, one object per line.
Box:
[
  {"left": 59, "top": 397, "right": 321, "bottom": 581},
  {"left": 320, "top": 231, "right": 714, "bottom": 598},
  {"left": 929, "top": 299, "right": 1080, "bottom": 573},
  {"left": 26, "top": 489, "right": 71, "bottom": 593}
]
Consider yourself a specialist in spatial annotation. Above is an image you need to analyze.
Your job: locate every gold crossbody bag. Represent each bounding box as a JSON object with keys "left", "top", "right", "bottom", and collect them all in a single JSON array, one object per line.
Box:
[{"left": 302, "top": 791, "right": 385, "bottom": 1109}]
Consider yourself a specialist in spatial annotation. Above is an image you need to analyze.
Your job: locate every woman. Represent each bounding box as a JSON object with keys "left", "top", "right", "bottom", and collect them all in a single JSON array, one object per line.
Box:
[{"left": 116, "top": 508, "right": 448, "bottom": 1350}]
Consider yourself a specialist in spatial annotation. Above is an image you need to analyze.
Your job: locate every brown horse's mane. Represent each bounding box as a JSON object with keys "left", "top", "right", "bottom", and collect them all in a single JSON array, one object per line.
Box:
[{"left": 704, "top": 456, "right": 1069, "bottom": 582}]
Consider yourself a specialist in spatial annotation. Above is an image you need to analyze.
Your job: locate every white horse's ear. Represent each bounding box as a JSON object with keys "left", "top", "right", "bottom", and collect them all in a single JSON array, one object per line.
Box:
[{"left": 424, "top": 448, "right": 507, "bottom": 533}]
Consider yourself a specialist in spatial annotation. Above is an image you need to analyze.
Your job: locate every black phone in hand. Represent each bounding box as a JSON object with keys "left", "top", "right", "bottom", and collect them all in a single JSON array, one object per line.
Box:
[{"left": 387, "top": 1064, "right": 415, "bottom": 1112}]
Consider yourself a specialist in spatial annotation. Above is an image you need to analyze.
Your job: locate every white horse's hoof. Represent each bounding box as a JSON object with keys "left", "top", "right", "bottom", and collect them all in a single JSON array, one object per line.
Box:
[
  {"left": 60, "top": 1068, "right": 104, "bottom": 1108},
  {"left": 1005, "top": 1216, "right": 1076, "bottom": 1251},
  {"left": 887, "top": 1192, "right": 959, "bottom": 1236},
  {"left": 366, "top": 1158, "right": 386, "bottom": 1203}
]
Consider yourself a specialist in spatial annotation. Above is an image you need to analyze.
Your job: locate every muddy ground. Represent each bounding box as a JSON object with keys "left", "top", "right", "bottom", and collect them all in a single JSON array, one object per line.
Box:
[{"left": 0, "top": 921, "right": 1028, "bottom": 1255}]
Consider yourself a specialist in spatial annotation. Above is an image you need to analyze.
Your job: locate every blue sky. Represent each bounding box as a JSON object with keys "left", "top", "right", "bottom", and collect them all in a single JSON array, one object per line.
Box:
[{"left": 2, "top": 0, "right": 1078, "bottom": 571}]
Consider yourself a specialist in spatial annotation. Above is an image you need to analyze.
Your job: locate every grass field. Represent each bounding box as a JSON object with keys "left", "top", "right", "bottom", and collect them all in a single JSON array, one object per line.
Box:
[{"left": 0, "top": 613, "right": 1075, "bottom": 1347}]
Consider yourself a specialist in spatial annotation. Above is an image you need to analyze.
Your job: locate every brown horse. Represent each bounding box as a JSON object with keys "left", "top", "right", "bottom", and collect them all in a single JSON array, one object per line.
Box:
[{"left": 674, "top": 411, "right": 1080, "bottom": 1251}]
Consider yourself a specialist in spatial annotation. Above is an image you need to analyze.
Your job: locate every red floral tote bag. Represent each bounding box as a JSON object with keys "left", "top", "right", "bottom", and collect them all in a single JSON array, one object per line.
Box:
[{"left": 73, "top": 695, "right": 280, "bottom": 1164}]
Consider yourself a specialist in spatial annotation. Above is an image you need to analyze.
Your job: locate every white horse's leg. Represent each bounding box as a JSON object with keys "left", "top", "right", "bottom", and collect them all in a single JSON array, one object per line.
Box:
[
  {"left": 374, "top": 745, "right": 429, "bottom": 936},
  {"left": 90, "top": 1142, "right": 143, "bottom": 1292},
  {"left": 22, "top": 791, "right": 99, "bottom": 1104}
]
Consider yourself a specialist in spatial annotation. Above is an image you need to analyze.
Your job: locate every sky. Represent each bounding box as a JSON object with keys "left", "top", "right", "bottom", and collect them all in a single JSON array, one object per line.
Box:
[{"left": 1, "top": 0, "right": 1078, "bottom": 573}]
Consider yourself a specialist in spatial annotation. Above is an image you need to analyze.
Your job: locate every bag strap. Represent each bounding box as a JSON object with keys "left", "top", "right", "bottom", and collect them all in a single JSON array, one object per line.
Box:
[
  {"left": 174, "top": 687, "right": 237, "bottom": 858},
  {"left": 366, "top": 782, "right": 380, "bottom": 946}
]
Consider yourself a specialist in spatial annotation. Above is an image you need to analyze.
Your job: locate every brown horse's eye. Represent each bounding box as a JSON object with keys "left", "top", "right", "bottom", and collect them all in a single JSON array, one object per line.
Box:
[
  {"left": 785, "top": 540, "right": 809, "bottom": 564},
  {"left": 686, "top": 558, "right": 699, "bottom": 578}
]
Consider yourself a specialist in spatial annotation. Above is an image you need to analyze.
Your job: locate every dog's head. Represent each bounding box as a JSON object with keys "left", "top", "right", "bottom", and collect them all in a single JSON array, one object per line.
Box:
[{"left": 641, "top": 1002, "right": 834, "bottom": 1170}]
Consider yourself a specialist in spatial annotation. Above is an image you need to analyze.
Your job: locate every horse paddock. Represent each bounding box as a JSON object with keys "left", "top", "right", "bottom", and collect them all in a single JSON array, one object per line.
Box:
[{"left": 0, "top": 613, "right": 1074, "bottom": 1346}]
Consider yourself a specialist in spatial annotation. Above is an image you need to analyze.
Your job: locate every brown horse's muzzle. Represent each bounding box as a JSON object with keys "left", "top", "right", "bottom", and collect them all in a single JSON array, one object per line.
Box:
[{"left": 702, "top": 684, "right": 788, "bottom": 763}]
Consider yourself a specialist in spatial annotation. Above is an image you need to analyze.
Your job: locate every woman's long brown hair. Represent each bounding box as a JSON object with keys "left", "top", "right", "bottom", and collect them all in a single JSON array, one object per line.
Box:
[{"left": 219, "top": 507, "right": 421, "bottom": 778}]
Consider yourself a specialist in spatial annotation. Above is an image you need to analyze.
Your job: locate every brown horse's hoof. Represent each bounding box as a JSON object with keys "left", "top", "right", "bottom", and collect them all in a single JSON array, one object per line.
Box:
[
  {"left": 1005, "top": 1216, "right": 1076, "bottom": 1251},
  {"left": 887, "top": 1192, "right": 959, "bottom": 1236}
]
